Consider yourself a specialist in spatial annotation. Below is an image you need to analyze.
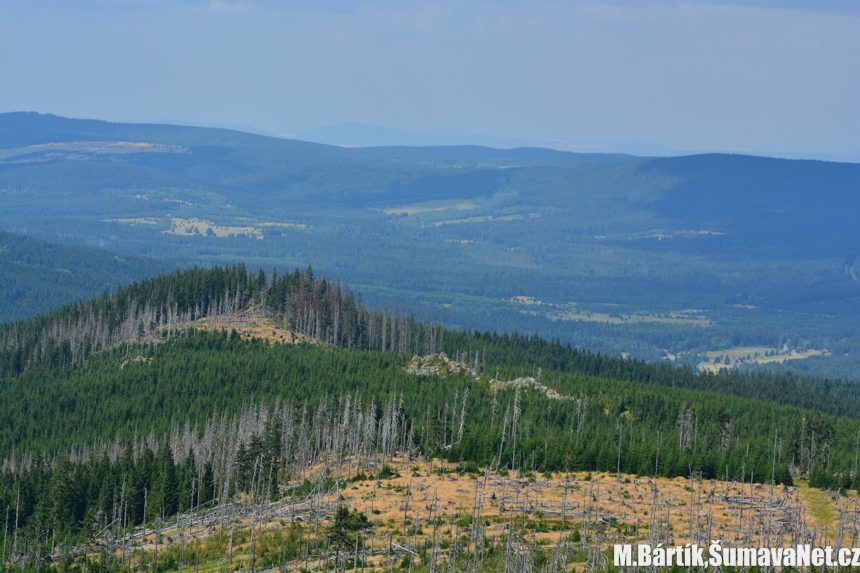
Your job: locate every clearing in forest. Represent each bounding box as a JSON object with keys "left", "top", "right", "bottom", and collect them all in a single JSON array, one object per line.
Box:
[
  {"left": 116, "top": 459, "right": 857, "bottom": 573},
  {"left": 183, "top": 309, "right": 313, "bottom": 345},
  {"left": 507, "top": 297, "right": 711, "bottom": 327},
  {"left": 163, "top": 217, "right": 264, "bottom": 239},
  {"left": 383, "top": 199, "right": 479, "bottom": 215},
  {"left": 697, "top": 346, "right": 830, "bottom": 372}
]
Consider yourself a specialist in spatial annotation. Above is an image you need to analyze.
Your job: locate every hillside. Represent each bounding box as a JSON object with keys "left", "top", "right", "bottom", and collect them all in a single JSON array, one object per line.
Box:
[
  {"left": 3, "top": 265, "right": 858, "bottom": 472},
  {"left": 1, "top": 265, "right": 859, "bottom": 573},
  {"left": 1, "top": 112, "right": 859, "bottom": 379},
  {"left": 0, "top": 230, "right": 176, "bottom": 323}
]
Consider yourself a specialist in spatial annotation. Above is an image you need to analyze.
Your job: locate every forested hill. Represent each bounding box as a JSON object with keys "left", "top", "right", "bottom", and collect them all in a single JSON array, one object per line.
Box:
[
  {"left": 2, "top": 265, "right": 859, "bottom": 484},
  {"left": 2, "top": 264, "right": 858, "bottom": 417},
  {"left": 3, "top": 263, "right": 860, "bottom": 561},
  {"left": 0, "top": 231, "right": 176, "bottom": 323}
]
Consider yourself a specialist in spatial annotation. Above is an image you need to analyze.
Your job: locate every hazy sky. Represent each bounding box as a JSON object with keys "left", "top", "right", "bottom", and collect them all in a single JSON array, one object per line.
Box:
[{"left": 1, "top": 0, "right": 858, "bottom": 159}]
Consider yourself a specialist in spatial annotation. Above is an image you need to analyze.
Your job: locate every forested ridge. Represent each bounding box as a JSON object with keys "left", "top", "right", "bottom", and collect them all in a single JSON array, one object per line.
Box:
[
  {"left": 1, "top": 264, "right": 860, "bottom": 573},
  {"left": 2, "top": 264, "right": 858, "bottom": 416}
]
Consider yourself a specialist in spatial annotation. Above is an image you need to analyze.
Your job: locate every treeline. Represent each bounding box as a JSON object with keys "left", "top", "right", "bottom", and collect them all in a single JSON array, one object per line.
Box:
[
  {"left": 5, "top": 121, "right": 859, "bottom": 383},
  {"left": 2, "top": 265, "right": 860, "bottom": 548}
]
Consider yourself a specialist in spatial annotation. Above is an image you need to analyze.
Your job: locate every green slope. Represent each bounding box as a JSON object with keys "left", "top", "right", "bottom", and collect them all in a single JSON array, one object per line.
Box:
[
  {"left": 2, "top": 264, "right": 859, "bottom": 552},
  {"left": 0, "top": 230, "right": 176, "bottom": 323}
]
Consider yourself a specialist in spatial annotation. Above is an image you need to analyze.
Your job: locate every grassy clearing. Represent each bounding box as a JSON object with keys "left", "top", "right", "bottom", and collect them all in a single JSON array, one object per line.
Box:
[
  {"left": 116, "top": 460, "right": 856, "bottom": 573},
  {"left": 507, "top": 297, "right": 711, "bottom": 327},
  {"left": 383, "top": 199, "right": 479, "bottom": 215},
  {"left": 795, "top": 480, "right": 839, "bottom": 526},
  {"left": 0, "top": 141, "right": 186, "bottom": 162},
  {"left": 163, "top": 217, "right": 264, "bottom": 239},
  {"left": 432, "top": 212, "right": 541, "bottom": 226},
  {"left": 103, "top": 217, "right": 160, "bottom": 225},
  {"left": 183, "top": 310, "right": 313, "bottom": 345},
  {"left": 698, "top": 347, "right": 829, "bottom": 373}
]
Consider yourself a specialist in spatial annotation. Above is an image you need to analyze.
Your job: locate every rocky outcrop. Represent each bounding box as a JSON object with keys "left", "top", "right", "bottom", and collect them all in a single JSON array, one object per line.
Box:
[
  {"left": 404, "top": 353, "right": 481, "bottom": 379},
  {"left": 405, "top": 355, "right": 574, "bottom": 401},
  {"left": 490, "top": 376, "right": 574, "bottom": 401}
]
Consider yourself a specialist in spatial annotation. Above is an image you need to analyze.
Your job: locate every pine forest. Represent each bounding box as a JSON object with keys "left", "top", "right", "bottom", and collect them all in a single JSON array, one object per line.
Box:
[{"left": 1, "top": 265, "right": 859, "bottom": 573}]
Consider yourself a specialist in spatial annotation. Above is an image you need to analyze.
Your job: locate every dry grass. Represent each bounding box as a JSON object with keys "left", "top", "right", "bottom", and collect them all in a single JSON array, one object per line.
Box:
[
  {"left": 105, "top": 216, "right": 306, "bottom": 236},
  {"left": 163, "top": 217, "right": 263, "bottom": 239},
  {"left": 184, "top": 310, "right": 312, "bottom": 345},
  {"left": 698, "top": 347, "right": 829, "bottom": 373},
  {"left": 120, "top": 458, "right": 857, "bottom": 573},
  {"left": 342, "top": 461, "right": 850, "bottom": 547},
  {"left": 254, "top": 459, "right": 854, "bottom": 557},
  {"left": 0, "top": 141, "right": 186, "bottom": 162}
]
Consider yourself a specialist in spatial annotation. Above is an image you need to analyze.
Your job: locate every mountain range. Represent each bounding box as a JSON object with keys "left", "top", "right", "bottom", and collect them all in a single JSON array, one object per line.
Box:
[{"left": 2, "top": 111, "right": 858, "bottom": 378}]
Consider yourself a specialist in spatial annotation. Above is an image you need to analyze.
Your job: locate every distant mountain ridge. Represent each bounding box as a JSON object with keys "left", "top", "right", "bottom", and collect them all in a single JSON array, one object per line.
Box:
[
  {"left": 1, "top": 112, "right": 858, "bottom": 378},
  {"left": 0, "top": 112, "right": 631, "bottom": 163},
  {"left": 251, "top": 120, "right": 860, "bottom": 161}
]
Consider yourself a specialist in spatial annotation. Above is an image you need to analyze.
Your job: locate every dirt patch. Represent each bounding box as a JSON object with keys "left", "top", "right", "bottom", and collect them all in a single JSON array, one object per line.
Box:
[
  {"left": 103, "top": 217, "right": 160, "bottom": 225},
  {"left": 184, "top": 310, "right": 312, "bottom": 345}
]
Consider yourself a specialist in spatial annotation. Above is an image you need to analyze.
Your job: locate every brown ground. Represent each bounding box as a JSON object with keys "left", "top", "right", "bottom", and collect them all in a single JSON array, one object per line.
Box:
[
  {"left": 186, "top": 310, "right": 312, "bottom": 345},
  {"left": 328, "top": 459, "right": 856, "bottom": 549},
  {"left": 0, "top": 141, "right": 186, "bottom": 163},
  {"left": 132, "top": 458, "right": 856, "bottom": 568}
]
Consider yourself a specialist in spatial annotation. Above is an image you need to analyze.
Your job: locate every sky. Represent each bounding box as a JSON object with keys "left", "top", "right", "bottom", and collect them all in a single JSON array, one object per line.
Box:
[{"left": 1, "top": 0, "right": 858, "bottom": 160}]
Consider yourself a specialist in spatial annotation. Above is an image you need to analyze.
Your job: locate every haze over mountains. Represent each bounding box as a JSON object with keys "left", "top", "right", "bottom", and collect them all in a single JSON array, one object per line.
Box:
[
  {"left": 1, "top": 112, "right": 858, "bottom": 378},
  {"left": 150, "top": 120, "right": 857, "bottom": 162}
]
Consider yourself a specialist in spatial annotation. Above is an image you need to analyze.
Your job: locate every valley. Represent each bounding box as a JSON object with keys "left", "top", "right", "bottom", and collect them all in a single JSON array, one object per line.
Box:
[
  {"left": 2, "top": 113, "right": 858, "bottom": 379},
  {"left": 2, "top": 0, "right": 856, "bottom": 571}
]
